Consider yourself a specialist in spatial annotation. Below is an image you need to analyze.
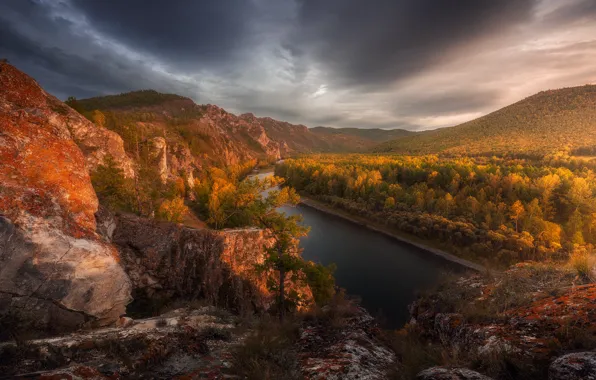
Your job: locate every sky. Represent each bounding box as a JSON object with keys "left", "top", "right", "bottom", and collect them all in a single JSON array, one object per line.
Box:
[{"left": 1, "top": 0, "right": 596, "bottom": 130}]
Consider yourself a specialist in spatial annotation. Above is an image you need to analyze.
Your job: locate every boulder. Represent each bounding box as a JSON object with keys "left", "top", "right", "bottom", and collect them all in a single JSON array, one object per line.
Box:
[
  {"left": 0, "top": 217, "right": 132, "bottom": 335},
  {"left": 417, "top": 367, "right": 494, "bottom": 380},
  {"left": 549, "top": 352, "right": 596, "bottom": 380}
]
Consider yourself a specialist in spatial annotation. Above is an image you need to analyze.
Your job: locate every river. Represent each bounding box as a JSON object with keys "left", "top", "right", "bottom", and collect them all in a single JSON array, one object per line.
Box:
[{"left": 253, "top": 171, "right": 462, "bottom": 328}]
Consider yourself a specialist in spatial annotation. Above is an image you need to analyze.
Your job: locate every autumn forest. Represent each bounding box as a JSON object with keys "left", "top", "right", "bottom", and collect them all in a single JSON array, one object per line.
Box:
[{"left": 276, "top": 153, "right": 596, "bottom": 269}]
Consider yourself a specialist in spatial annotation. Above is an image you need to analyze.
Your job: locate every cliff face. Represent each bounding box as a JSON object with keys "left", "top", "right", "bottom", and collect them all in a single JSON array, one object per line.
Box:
[
  {"left": 97, "top": 208, "right": 313, "bottom": 315},
  {"left": 0, "top": 62, "right": 132, "bottom": 334}
]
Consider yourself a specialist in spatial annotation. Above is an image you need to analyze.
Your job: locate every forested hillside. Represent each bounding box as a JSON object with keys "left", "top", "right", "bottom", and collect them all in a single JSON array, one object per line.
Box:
[
  {"left": 277, "top": 154, "right": 596, "bottom": 267},
  {"left": 68, "top": 90, "right": 412, "bottom": 166},
  {"left": 376, "top": 85, "right": 596, "bottom": 157}
]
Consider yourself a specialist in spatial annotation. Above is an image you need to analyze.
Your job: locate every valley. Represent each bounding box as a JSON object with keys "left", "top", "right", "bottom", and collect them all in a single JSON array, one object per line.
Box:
[
  {"left": 3, "top": 2, "right": 596, "bottom": 378},
  {"left": 2, "top": 60, "right": 596, "bottom": 379}
]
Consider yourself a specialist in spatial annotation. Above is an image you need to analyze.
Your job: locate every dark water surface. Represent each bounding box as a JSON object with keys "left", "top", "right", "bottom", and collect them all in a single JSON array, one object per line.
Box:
[
  {"left": 254, "top": 171, "right": 461, "bottom": 328},
  {"left": 279, "top": 204, "right": 463, "bottom": 328}
]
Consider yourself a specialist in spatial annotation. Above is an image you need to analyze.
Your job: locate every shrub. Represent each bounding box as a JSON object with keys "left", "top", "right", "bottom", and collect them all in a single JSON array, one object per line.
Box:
[
  {"left": 568, "top": 247, "right": 595, "bottom": 281},
  {"left": 303, "top": 261, "right": 336, "bottom": 305},
  {"left": 91, "top": 155, "right": 137, "bottom": 212},
  {"left": 157, "top": 197, "right": 189, "bottom": 223}
]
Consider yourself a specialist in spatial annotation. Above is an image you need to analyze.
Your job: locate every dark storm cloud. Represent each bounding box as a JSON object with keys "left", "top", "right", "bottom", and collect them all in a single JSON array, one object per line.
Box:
[
  {"left": 0, "top": 1, "right": 130, "bottom": 98},
  {"left": 0, "top": 0, "right": 213, "bottom": 99},
  {"left": 0, "top": 24, "right": 123, "bottom": 99},
  {"left": 291, "top": 0, "right": 537, "bottom": 89},
  {"left": 0, "top": 0, "right": 595, "bottom": 130},
  {"left": 70, "top": 0, "right": 257, "bottom": 72}
]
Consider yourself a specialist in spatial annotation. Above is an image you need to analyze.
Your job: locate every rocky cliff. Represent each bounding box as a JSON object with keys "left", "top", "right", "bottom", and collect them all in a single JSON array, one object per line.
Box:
[
  {"left": 0, "top": 63, "right": 312, "bottom": 339},
  {"left": 0, "top": 62, "right": 134, "bottom": 177},
  {"left": 96, "top": 208, "right": 313, "bottom": 316},
  {"left": 0, "top": 62, "right": 132, "bottom": 335}
]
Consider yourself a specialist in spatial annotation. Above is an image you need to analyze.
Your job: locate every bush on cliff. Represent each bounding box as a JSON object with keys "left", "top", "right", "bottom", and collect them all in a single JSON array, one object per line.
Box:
[
  {"left": 91, "top": 155, "right": 137, "bottom": 212},
  {"left": 303, "top": 261, "right": 337, "bottom": 305},
  {"left": 91, "top": 152, "right": 191, "bottom": 219}
]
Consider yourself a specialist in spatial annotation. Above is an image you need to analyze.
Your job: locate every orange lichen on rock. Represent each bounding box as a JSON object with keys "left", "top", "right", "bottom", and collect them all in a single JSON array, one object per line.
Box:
[
  {"left": 409, "top": 265, "right": 596, "bottom": 375},
  {"left": 506, "top": 284, "right": 596, "bottom": 330},
  {"left": 0, "top": 104, "right": 98, "bottom": 236},
  {"left": 0, "top": 61, "right": 135, "bottom": 179},
  {"left": 0, "top": 62, "right": 132, "bottom": 333},
  {"left": 0, "top": 61, "right": 49, "bottom": 108}
]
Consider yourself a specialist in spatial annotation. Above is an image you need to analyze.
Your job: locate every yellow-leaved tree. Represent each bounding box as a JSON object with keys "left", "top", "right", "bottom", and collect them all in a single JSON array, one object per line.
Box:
[{"left": 157, "top": 197, "right": 189, "bottom": 223}]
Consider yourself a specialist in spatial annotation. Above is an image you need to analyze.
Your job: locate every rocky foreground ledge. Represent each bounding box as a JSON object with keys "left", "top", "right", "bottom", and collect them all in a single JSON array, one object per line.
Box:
[
  {"left": 403, "top": 262, "right": 596, "bottom": 379},
  {"left": 0, "top": 303, "right": 397, "bottom": 379}
]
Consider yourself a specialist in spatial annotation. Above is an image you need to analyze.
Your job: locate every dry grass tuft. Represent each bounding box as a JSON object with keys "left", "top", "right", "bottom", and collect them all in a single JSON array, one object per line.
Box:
[
  {"left": 230, "top": 316, "right": 302, "bottom": 380},
  {"left": 568, "top": 249, "right": 596, "bottom": 282}
]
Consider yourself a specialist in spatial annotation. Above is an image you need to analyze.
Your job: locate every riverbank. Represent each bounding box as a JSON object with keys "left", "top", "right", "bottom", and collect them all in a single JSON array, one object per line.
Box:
[{"left": 298, "top": 196, "right": 486, "bottom": 273}]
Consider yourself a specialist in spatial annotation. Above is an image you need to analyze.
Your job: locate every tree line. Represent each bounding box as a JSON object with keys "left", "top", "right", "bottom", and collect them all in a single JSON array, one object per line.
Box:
[{"left": 276, "top": 154, "right": 596, "bottom": 266}]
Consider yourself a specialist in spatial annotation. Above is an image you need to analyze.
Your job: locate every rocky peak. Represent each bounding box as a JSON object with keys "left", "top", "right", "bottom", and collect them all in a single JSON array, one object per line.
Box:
[{"left": 239, "top": 112, "right": 257, "bottom": 120}]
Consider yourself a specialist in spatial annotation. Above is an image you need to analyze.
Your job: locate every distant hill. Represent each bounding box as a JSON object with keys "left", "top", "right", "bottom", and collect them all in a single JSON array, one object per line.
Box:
[
  {"left": 71, "top": 90, "right": 414, "bottom": 165},
  {"left": 74, "top": 90, "right": 188, "bottom": 110},
  {"left": 311, "top": 126, "right": 414, "bottom": 143},
  {"left": 375, "top": 85, "right": 596, "bottom": 156}
]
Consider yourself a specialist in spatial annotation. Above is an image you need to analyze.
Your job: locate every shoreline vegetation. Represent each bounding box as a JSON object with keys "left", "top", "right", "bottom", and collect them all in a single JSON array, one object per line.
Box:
[
  {"left": 297, "top": 195, "right": 486, "bottom": 272},
  {"left": 276, "top": 154, "right": 596, "bottom": 270},
  {"left": 254, "top": 168, "right": 486, "bottom": 272}
]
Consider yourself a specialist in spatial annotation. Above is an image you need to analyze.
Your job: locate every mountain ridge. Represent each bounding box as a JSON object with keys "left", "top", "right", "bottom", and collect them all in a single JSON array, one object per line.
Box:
[{"left": 70, "top": 90, "right": 414, "bottom": 164}]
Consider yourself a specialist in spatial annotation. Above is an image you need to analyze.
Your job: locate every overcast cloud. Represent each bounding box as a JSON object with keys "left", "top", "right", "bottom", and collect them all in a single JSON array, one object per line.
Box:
[{"left": 1, "top": 0, "right": 595, "bottom": 130}]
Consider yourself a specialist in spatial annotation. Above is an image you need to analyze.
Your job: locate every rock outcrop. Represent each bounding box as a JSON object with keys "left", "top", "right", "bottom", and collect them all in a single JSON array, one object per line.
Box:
[
  {"left": 408, "top": 262, "right": 596, "bottom": 379},
  {"left": 417, "top": 367, "right": 494, "bottom": 380},
  {"left": 0, "top": 62, "right": 132, "bottom": 335},
  {"left": 0, "top": 306, "right": 244, "bottom": 378},
  {"left": 0, "top": 62, "right": 134, "bottom": 177},
  {"left": 168, "top": 142, "right": 196, "bottom": 188},
  {"left": 299, "top": 304, "right": 396, "bottom": 379},
  {"left": 1, "top": 302, "right": 395, "bottom": 379},
  {"left": 97, "top": 209, "right": 313, "bottom": 315},
  {"left": 549, "top": 352, "right": 596, "bottom": 380},
  {"left": 147, "top": 136, "right": 168, "bottom": 183}
]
